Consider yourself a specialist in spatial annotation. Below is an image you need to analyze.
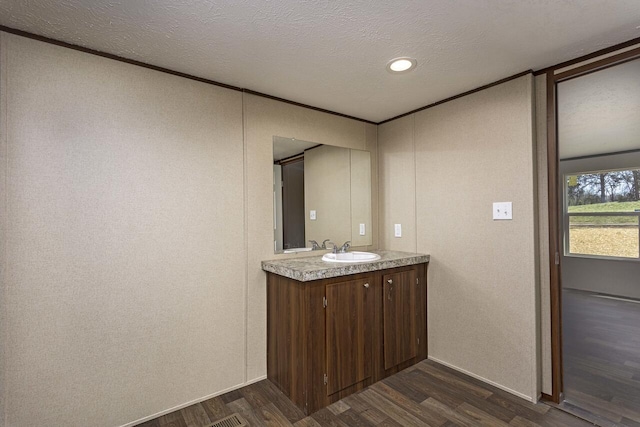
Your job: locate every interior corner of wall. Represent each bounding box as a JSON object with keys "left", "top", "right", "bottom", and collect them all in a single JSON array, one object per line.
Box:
[{"left": 0, "top": 30, "right": 8, "bottom": 427}]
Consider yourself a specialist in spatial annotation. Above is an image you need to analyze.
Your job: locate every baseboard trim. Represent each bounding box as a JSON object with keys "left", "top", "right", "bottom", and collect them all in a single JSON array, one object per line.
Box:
[
  {"left": 428, "top": 356, "right": 536, "bottom": 403},
  {"left": 119, "top": 375, "right": 268, "bottom": 427}
]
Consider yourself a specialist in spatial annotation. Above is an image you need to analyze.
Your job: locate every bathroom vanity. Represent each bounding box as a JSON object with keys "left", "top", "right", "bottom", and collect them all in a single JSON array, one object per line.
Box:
[{"left": 262, "top": 250, "right": 429, "bottom": 414}]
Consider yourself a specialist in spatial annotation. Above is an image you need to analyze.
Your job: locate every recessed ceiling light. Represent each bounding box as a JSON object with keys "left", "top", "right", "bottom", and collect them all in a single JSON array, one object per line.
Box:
[{"left": 387, "top": 57, "right": 417, "bottom": 74}]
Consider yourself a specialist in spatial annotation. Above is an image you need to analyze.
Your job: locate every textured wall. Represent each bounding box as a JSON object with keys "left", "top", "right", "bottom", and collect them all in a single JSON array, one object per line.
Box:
[
  {"left": 305, "top": 145, "right": 352, "bottom": 246},
  {"left": 0, "top": 33, "right": 246, "bottom": 426},
  {"left": 379, "top": 75, "right": 540, "bottom": 401},
  {"left": 0, "top": 32, "right": 380, "bottom": 427},
  {"left": 378, "top": 115, "right": 417, "bottom": 252},
  {"left": 350, "top": 149, "right": 373, "bottom": 247}
]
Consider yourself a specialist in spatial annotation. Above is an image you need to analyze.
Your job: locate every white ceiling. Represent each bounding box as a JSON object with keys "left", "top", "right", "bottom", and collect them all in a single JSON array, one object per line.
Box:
[
  {"left": 558, "top": 58, "right": 640, "bottom": 160},
  {"left": 1, "top": 1, "right": 640, "bottom": 122}
]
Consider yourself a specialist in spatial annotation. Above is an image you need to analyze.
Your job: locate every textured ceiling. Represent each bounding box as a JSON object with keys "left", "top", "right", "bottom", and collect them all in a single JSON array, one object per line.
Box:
[
  {"left": 273, "top": 136, "right": 317, "bottom": 161},
  {"left": 1, "top": 1, "right": 640, "bottom": 122},
  {"left": 558, "top": 58, "right": 640, "bottom": 160}
]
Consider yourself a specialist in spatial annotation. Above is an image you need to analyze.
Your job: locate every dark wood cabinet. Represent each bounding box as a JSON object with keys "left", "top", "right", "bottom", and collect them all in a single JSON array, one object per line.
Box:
[
  {"left": 325, "top": 277, "right": 373, "bottom": 395},
  {"left": 383, "top": 269, "right": 417, "bottom": 370},
  {"left": 266, "top": 262, "right": 428, "bottom": 415}
]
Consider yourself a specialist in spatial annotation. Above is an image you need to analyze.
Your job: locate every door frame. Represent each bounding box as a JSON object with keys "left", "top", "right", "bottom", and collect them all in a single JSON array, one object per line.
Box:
[{"left": 541, "top": 41, "right": 640, "bottom": 404}]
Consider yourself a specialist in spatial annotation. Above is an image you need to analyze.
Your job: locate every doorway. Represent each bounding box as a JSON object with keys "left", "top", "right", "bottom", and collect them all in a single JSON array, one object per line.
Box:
[
  {"left": 549, "top": 50, "right": 640, "bottom": 425},
  {"left": 281, "top": 158, "right": 305, "bottom": 250}
]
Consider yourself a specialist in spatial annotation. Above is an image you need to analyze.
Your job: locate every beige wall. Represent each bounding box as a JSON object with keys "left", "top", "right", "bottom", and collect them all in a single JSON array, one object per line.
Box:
[
  {"left": 0, "top": 33, "right": 245, "bottom": 427},
  {"left": 304, "top": 145, "right": 352, "bottom": 245},
  {"left": 379, "top": 75, "right": 540, "bottom": 401},
  {"left": 350, "top": 149, "right": 373, "bottom": 247},
  {"left": 304, "top": 145, "right": 373, "bottom": 248},
  {"left": 378, "top": 115, "right": 416, "bottom": 252},
  {"left": 0, "top": 33, "right": 378, "bottom": 427}
]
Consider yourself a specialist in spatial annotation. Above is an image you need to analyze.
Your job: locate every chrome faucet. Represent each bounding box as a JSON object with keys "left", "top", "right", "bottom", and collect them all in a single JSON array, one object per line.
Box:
[
  {"left": 330, "top": 241, "right": 351, "bottom": 254},
  {"left": 309, "top": 239, "right": 332, "bottom": 250}
]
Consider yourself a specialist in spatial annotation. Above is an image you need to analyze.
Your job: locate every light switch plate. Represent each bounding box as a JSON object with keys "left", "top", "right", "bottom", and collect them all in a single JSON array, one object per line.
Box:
[
  {"left": 394, "top": 223, "right": 402, "bottom": 237},
  {"left": 310, "top": 210, "right": 316, "bottom": 220},
  {"left": 493, "top": 202, "right": 512, "bottom": 220},
  {"left": 359, "top": 223, "right": 366, "bottom": 236}
]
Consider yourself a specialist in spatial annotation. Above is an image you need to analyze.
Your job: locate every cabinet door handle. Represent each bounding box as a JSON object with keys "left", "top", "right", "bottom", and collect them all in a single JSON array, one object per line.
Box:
[
  {"left": 387, "top": 279, "right": 393, "bottom": 284},
  {"left": 363, "top": 283, "right": 369, "bottom": 288}
]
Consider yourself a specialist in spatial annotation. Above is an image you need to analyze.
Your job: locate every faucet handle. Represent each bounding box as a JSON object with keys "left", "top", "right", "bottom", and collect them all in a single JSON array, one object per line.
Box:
[
  {"left": 339, "top": 241, "right": 351, "bottom": 253},
  {"left": 309, "top": 240, "right": 320, "bottom": 250},
  {"left": 321, "top": 239, "right": 331, "bottom": 249}
]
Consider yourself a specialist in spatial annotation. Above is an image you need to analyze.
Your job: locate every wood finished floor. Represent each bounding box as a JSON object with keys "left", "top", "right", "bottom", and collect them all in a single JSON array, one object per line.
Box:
[
  {"left": 561, "top": 289, "right": 640, "bottom": 427},
  {"left": 136, "top": 359, "right": 591, "bottom": 427}
]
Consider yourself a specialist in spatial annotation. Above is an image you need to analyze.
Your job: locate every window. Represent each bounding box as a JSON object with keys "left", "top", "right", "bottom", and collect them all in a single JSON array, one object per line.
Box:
[{"left": 565, "top": 168, "right": 640, "bottom": 260}]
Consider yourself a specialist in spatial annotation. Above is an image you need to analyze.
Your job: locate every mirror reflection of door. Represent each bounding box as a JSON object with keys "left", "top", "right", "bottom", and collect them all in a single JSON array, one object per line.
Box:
[{"left": 281, "top": 158, "right": 305, "bottom": 249}]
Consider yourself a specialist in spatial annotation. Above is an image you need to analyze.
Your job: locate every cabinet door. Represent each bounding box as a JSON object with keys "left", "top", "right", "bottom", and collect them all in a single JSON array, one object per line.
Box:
[
  {"left": 383, "top": 269, "right": 417, "bottom": 370},
  {"left": 325, "top": 278, "right": 373, "bottom": 395}
]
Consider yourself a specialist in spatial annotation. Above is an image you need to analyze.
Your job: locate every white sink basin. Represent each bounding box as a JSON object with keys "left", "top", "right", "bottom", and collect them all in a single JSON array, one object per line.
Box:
[{"left": 322, "top": 251, "right": 381, "bottom": 263}]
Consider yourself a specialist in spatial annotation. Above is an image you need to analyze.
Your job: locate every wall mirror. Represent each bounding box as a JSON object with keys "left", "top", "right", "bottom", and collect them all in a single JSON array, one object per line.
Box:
[{"left": 273, "top": 136, "right": 372, "bottom": 253}]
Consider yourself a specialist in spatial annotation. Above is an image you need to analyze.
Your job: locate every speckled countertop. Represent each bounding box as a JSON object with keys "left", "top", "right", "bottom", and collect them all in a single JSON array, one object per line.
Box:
[{"left": 261, "top": 250, "right": 429, "bottom": 282}]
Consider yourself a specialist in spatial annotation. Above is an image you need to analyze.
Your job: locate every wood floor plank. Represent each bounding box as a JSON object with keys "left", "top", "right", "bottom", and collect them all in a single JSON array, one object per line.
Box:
[
  {"left": 326, "top": 400, "right": 350, "bottom": 416},
  {"left": 136, "top": 419, "right": 161, "bottom": 427},
  {"left": 179, "top": 403, "right": 210, "bottom": 427},
  {"left": 382, "top": 370, "right": 431, "bottom": 403},
  {"left": 293, "top": 416, "right": 324, "bottom": 427},
  {"left": 226, "top": 397, "right": 267, "bottom": 427},
  {"left": 157, "top": 411, "right": 187, "bottom": 427},
  {"left": 357, "top": 388, "right": 440, "bottom": 426},
  {"left": 370, "top": 381, "right": 448, "bottom": 426},
  {"left": 240, "top": 382, "right": 273, "bottom": 409},
  {"left": 409, "top": 369, "right": 516, "bottom": 423},
  {"left": 341, "top": 393, "right": 389, "bottom": 425},
  {"left": 376, "top": 418, "right": 405, "bottom": 427},
  {"left": 335, "top": 408, "right": 376, "bottom": 427},
  {"left": 139, "top": 360, "right": 593, "bottom": 427},
  {"left": 456, "top": 402, "right": 511, "bottom": 427},
  {"left": 420, "top": 397, "right": 480, "bottom": 427},
  {"left": 621, "top": 417, "right": 640, "bottom": 427},
  {"left": 219, "top": 389, "right": 243, "bottom": 404},
  {"left": 403, "top": 369, "right": 467, "bottom": 409},
  {"left": 562, "top": 289, "right": 640, "bottom": 427},
  {"left": 566, "top": 389, "right": 632, "bottom": 422},
  {"left": 611, "top": 396, "right": 640, "bottom": 422},
  {"left": 200, "top": 396, "right": 233, "bottom": 422},
  {"left": 311, "top": 407, "right": 352, "bottom": 427},
  {"left": 539, "top": 407, "right": 600, "bottom": 427},
  {"left": 257, "top": 379, "right": 307, "bottom": 423},
  {"left": 555, "top": 401, "right": 619, "bottom": 427},
  {"left": 258, "top": 402, "right": 295, "bottom": 426},
  {"left": 486, "top": 392, "right": 549, "bottom": 421},
  {"left": 424, "top": 362, "right": 549, "bottom": 418},
  {"left": 509, "top": 415, "right": 542, "bottom": 427},
  {"left": 415, "top": 361, "right": 493, "bottom": 399}
]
